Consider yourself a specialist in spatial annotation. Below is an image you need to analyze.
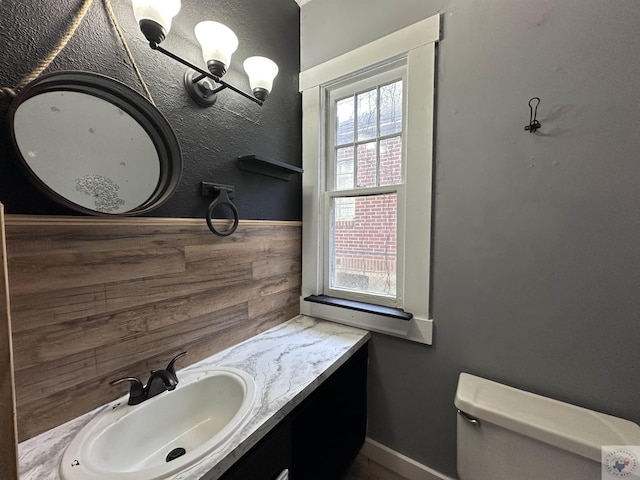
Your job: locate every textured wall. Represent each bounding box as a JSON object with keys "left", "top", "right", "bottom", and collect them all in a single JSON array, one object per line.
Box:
[
  {"left": 0, "top": 0, "right": 301, "bottom": 220},
  {"left": 302, "top": 0, "right": 640, "bottom": 477}
]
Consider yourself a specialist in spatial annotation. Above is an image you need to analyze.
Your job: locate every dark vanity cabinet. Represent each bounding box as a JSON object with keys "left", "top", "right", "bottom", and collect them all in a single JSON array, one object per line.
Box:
[
  {"left": 218, "top": 343, "right": 368, "bottom": 480},
  {"left": 217, "top": 417, "right": 292, "bottom": 480},
  {"left": 291, "top": 343, "right": 368, "bottom": 479}
]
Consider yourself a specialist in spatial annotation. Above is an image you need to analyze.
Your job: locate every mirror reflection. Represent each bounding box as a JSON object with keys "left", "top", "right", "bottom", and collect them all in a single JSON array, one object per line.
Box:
[
  {"left": 8, "top": 71, "right": 182, "bottom": 216},
  {"left": 13, "top": 91, "right": 160, "bottom": 214}
]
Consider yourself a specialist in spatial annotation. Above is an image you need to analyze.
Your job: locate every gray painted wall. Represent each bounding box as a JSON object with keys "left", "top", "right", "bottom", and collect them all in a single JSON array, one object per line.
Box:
[{"left": 302, "top": 0, "right": 640, "bottom": 476}]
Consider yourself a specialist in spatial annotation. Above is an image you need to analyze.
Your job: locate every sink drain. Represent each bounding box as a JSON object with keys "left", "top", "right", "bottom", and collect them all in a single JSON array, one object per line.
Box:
[{"left": 166, "top": 447, "right": 186, "bottom": 462}]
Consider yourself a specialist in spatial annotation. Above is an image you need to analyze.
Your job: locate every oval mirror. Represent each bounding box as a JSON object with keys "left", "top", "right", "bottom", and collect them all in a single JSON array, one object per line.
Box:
[{"left": 8, "top": 71, "right": 182, "bottom": 215}]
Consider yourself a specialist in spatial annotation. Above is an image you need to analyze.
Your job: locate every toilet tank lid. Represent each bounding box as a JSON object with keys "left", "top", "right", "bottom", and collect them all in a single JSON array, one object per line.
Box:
[{"left": 454, "top": 373, "right": 640, "bottom": 463}]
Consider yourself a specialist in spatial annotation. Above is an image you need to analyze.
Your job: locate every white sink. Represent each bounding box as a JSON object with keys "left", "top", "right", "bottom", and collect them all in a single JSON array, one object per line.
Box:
[{"left": 60, "top": 367, "right": 256, "bottom": 480}]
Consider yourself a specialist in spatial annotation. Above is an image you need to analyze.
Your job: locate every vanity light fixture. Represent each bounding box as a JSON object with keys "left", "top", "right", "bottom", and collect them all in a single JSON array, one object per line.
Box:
[{"left": 130, "top": 0, "right": 279, "bottom": 107}]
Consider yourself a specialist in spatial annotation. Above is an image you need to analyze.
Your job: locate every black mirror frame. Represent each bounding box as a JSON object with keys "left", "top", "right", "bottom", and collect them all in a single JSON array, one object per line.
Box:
[{"left": 7, "top": 71, "right": 182, "bottom": 216}]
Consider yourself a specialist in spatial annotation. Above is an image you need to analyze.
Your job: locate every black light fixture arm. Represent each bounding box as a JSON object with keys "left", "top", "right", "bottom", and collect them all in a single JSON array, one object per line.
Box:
[
  {"left": 149, "top": 42, "right": 263, "bottom": 106},
  {"left": 191, "top": 73, "right": 227, "bottom": 95}
]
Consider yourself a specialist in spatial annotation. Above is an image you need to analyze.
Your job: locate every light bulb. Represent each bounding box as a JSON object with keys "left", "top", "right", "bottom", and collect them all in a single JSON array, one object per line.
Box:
[
  {"left": 243, "top": 56, "right": 279, "bottom": 101},
  {"left": 194, "top": 21, "right": 239, "bottom": 77},
  {"left": 131, "top": 0, "right": 181, "bottom": 44}
]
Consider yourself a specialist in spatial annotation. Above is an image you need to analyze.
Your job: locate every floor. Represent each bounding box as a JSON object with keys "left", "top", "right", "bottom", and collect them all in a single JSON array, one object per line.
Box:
[{"left": 342, "top": 454, "right": 410, "bottom": 480}]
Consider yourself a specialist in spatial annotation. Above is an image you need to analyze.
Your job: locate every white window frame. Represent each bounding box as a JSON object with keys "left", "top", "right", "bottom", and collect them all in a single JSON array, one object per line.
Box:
[
  {"left": 325, "top": 65, "right": 407, "bottom": 307},
  {"left": 299, "top": 15, "right": 440, "bottom": 345}
]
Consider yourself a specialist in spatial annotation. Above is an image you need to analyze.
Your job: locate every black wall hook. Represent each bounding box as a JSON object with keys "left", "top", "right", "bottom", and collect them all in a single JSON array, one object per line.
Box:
[{"left": 524, "top": 97, "right": 542, "bottom": 133}]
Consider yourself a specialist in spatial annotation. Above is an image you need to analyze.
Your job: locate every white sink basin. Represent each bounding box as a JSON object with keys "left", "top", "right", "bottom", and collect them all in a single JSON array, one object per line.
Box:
[{"left": 60, "top": 367, "right": 256, "bottom": 480}]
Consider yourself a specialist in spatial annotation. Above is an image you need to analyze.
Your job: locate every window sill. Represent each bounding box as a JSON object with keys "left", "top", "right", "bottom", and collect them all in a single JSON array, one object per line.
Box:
[
  {"left": 301, "top": 295, "right": 433, "bottom": 345},
  {"left": 304, "top": 295, "right": 413, "bottom": 320}
]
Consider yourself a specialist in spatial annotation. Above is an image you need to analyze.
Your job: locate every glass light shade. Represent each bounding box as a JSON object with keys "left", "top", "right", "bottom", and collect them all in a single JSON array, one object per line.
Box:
[
  {"left": 194, "top": 21, "right": 239, "bottom": 68},
  {"left": 131, "top": 0, "right": 181, "bottom": 33},
  {"left": 243, "top": 56, "right": 279, "bottom": 93}
]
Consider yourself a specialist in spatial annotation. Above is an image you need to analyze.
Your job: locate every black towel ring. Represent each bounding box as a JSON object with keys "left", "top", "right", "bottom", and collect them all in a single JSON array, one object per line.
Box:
[{"left": 203, "top": 183, "right": 239, "bottom": 237}]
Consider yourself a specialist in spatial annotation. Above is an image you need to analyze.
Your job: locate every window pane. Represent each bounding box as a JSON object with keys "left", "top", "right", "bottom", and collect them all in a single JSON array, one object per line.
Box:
[
  {"left": 335, "top": 197, "right": 355, "bottom": 220},
  {"left": 335, "top": 146, "right": 354, "bottom": 190},
  {"left": 356, "top": 142, "right": 377, "bottom": 188},
  {"left": 330, "top": 193, "right": 397, "bottom": 297},
  {"left": 379, "top": 80, "right": 403, "bottom": 136},
  {"left": 379, "top": 136, "right": 402, "bottom": 186},
  {"left": 357, "top": 89, "right": 377, "bottom": 141},
  {"left": 336, "top": 96, "right": 354, "bottom": 145}
]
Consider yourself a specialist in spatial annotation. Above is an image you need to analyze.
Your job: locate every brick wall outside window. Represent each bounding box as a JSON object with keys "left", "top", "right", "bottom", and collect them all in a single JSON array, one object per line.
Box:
[{"left": 333, "top": 135, "right": 402, "bottom": 296}]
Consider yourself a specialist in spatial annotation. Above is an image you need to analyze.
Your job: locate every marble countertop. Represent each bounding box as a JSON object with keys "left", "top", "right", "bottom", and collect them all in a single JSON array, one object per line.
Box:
[{"left": 18, "top": 315, "right": 370, "bottom": 480}]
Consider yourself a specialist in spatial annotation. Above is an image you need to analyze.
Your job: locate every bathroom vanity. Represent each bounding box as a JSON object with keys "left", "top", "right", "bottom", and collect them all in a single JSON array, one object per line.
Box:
[
  {"left": 18, "top": 316, "right": 370, "bottom": 480},
  {"left": 220, "top": 342, "right": 367, "bottom": 480}
]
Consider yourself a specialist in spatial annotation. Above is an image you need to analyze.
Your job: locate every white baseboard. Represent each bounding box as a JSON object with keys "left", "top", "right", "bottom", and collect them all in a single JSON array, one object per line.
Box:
[{"left": 360, "top": 438, "right": 457, "bottom": 480}]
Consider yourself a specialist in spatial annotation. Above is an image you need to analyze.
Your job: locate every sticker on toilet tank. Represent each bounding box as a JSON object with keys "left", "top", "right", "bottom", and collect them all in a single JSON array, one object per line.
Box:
[{"left": 602, "top": 446, "right": 640, "bottom": 479}]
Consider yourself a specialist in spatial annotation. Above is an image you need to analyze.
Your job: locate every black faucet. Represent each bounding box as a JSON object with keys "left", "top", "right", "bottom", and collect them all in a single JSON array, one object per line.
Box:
[{"left": 110, "top": 352, "right": 187, "bottom": 405}]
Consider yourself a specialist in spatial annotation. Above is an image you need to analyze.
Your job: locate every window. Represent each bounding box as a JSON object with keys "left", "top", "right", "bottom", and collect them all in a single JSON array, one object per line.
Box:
[
  {"left": 299, "top": 15, "right": 440, "bottom": 344},
  {"left": 326, "top": 67, "right": 406, "bottom": 306}
]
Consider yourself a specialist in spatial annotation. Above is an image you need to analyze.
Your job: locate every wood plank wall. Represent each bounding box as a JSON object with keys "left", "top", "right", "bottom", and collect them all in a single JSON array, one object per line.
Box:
[
  {"left": 0, "top": 205, "right": 19, "bottom": 478},
  {"left": 4, "top": 216, "right": 302, "bottom": 442}
]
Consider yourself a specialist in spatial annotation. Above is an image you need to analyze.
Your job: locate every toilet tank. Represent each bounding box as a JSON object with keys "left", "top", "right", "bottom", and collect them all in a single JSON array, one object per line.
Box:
[{"left": 455, "top": 373, "right": 640, "bottom": 480}]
